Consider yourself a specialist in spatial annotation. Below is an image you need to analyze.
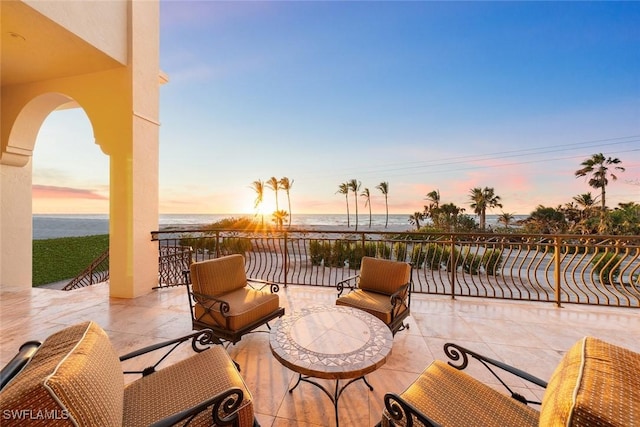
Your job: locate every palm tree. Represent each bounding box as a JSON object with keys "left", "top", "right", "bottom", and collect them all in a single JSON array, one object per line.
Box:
[
  {"left": 424, "top": 189, "right": 441, "bottom": 224},
  {"left": 265, "top": 176, "right": 280, "bottom": 212},
  {"left": 408, "top": 211, "right": 424, "bottom": 230},
  {"left": 376, "top": 182, "right": 389, "bottom": 228},
  {"left": 361, "top": 187, "right": 372, "bottom": 228},
  {"left": 575, "top": 153, "right": 625, "bottom": 231},
  {"left": 469, "top": 187, "right": 503, "bottom": 230},
  {"left": 271, "top": 210, "right": 289, "bottom": 230},
  {"left": 279, "top": 177, "right": 294, "bottom": 228},
  {"left": 347, "top": 179, "right": 361, "bottom": 231},
  {"left": 336, "top": 182, "right": 350, "bottom": 227},
  {"left": 250, "top": 179, "right": 265, "bottom": 227},
  {"left": 497, "top": 212, "right": 514, "bottom": 228}
]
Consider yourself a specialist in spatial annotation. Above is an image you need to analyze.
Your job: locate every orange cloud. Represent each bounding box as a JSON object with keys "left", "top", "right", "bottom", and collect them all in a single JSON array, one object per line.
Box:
[{"left": 32, "top": 185, "right": 107, "bottom": 200}]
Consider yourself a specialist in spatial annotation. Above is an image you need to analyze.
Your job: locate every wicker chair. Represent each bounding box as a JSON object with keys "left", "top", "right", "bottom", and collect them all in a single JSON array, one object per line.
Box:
[
  {"left": 0, "top": 321, "right": 258, "bottom": 426},
  {"left": 185, "top": 254, "right": 285, "bottom": 344},
  {"left": 379, "top": 337, "right": 640, "bottom": 427},
  {"left": 336, "top": 256, "right": 412, "bottom": 335}
]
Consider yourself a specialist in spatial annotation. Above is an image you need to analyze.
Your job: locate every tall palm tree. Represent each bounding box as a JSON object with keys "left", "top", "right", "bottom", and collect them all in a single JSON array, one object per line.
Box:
[
  {"left": 265, "top": 176, "right": 280, "bottom": 213},
  {"left": 469, "top": 187, "right": 502, "bottom": 230},
  {"left": 424, "top": 189, "right": 441, "bottom": 223},
  {"left": 376, "top": 181, "right": 389, "bottom": 228},
  {"left": 250, "top": 179, "right": 265, "bottom": 227},
  {"left": 279, "top": 177, "right": 294, "bottom": 228},
  {"left": 361, "top": 187, "right": 372, "bottom": 228},
  {"left": 575, "top": 153, "right": 625, "bottom": 231},
  {"left": 347, "top": 179, "right": 361, "bottom": 231},
  {"left": 336, "top": 182, "right": 350, "bottom": 227}
]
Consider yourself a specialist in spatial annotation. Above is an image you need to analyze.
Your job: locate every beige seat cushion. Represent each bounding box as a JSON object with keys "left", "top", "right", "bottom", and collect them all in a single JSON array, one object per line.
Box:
[
  {"left": 191, "top": 254, "right": 247, "bottom": 296},
  {"left": 336, "top": 289, "right": 405, "bottom": 325},
  {"left": 123, "top": 345, "right": 254, "bottom": 427},
  {"left": 195, "top": 287, "right": 280, "bottom": 331},
  {"left": 358, "top": 257, "right": 411, "bottom": 296},
  {"left": 382, "top": 360, "right": 539, "bottom": 427},
  {"left": 539, "top": 336, "right": 640, "bottom": 427},
  {"left": 0, "top": 321, "right": 123, "bottom": 426}
]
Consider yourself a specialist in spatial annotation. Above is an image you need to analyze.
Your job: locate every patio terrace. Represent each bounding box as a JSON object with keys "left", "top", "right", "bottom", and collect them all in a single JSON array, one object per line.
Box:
[{"left": 1, "top": 283, "right": 638, "bottom": 427}]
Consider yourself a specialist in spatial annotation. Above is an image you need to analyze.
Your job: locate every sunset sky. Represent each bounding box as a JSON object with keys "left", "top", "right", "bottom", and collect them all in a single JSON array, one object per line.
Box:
[{"left": 32, "top": 1, "right": 639, "bottom": 216}]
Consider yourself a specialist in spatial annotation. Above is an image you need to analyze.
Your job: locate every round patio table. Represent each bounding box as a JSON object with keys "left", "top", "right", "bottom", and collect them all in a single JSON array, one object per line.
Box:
[{"left": 269, "top": 305, "right": 393, "bottom": 426}]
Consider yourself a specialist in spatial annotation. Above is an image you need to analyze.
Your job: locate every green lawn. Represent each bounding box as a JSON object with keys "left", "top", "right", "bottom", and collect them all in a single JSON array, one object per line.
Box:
[{"left": 32, "top": 234, "right": 109, "bottom": 286}]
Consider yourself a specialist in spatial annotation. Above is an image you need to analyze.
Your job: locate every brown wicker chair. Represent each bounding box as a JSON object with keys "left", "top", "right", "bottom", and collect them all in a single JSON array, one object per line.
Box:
[
  {"left": 185, "top": 254, "right": 285, "bottom": 344},
  {"left": 336, "top": 256, "right": 412, "bottom": 335},
  {"left": 0, "top": 321, "right": 258, "bottom": 426},
  {"left": 379, "top": 337, "right": 640, "bottom": 427}
]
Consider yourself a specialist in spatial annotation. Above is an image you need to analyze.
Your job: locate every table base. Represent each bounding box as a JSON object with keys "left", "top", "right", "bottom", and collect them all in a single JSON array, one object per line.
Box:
[{"left": 289, "top": 373, "right": 374, "bottom": 427}]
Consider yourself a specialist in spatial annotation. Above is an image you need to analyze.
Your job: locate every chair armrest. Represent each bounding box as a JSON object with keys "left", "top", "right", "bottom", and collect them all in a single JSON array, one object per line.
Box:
[
  {"left": 0, "top": 340, "right": 41, "bottom": 391},
  {"left": 336, "top": 274, "right": 360, "bottom": 296},
  {"left": 382, "top": 393, "right": 442, "bottom": 427},
  {"left": 247, "top": 277, "right": 280, "bottom": 293},
  {"left": 444, "top": 342, "right": 548, "bottom": 405},
  {"left": 120, "top": 329, "right": 220, "bottom": 376},
  {"left": 149, "top": 387, "right": 244, "bottom": 427},
  {"left": 389, "top": 282, "right": 410, "bottom": 306}
]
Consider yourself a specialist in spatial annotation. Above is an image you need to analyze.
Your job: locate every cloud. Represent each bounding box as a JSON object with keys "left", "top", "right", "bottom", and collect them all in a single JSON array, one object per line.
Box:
[{"left": 32, "top": 185, "right": 107, "bottom": 200}]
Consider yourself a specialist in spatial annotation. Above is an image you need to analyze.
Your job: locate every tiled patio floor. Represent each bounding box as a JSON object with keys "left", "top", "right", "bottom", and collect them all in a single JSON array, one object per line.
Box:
[{"left": 1, "top": 283, "right": 638, "bottom": 426}]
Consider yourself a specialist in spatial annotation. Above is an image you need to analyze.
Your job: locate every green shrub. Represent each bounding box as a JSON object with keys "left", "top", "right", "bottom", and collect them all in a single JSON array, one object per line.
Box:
[
  {"left": 376, "top": 242, "right": 392, "bottom": 259},
  {"left": 423, "top": 244, "right": 445, "bottom": 270},
  {"left": 309, "top": 240, "right": 335, "bottom": 266},
  {"left": 410, "top": 244, "right": 426, "bottom": 268},
  {"left": 462, "top": 249, "right": 482, "bottom": 275},
  {"left": 364, "top": 242, "right": 378, "bottom": 258},
  {"left": 220, "top": 237, "right": 252, "bottom": 255},
  {"left": 394, "top": 242, "right": 407, "bottom": 261},
  {"left": 330, "top": 240, "right": 350, "bottom": 267},
  {"left": 346, "top": 243, "right": 365, "bottom": 269},
  {"left": 482, "top": 249, "right": 504, "bottom": 276},
  {"left": 591, "top": 252, "right": 621, "bottom": 285}
]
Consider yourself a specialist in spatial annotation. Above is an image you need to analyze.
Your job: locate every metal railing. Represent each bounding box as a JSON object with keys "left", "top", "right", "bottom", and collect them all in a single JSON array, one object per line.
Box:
[
  {"left": 62, "top": 249, "right": 110, "bottom": 290},
  {"left": 151, "top": 229, "right": 640, "bottom": 308}
]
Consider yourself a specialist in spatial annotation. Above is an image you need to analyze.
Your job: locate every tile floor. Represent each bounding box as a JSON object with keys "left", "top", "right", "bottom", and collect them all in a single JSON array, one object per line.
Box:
[{"left": 1, "top": 283, "right": 638, "bottom": 427}]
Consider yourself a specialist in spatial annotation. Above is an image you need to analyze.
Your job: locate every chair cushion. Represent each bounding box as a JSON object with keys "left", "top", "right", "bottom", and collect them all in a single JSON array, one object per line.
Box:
[
  {"left": 336, "top": 289, "right": 400, "bottom": 325},
  {"left": 123, "top": 345, "right": 254, "bottom": 427},
  {"left": 358, "top": 257, "right": 411, "bottom": 296},
  {"left": 190, "top": 254, "right": 247, "bottom": 296},
  {"left": 195, "top": 287, "right": 281, "bottom": 332},
  {"left": 0, "top": 321, "right": 124, "bottom": 426},
  {"left": 382, "top": 360, "right": 539, "bottom": 427},
  {"left": 539, "top": 336, "right": 640, "bottom": 427}
]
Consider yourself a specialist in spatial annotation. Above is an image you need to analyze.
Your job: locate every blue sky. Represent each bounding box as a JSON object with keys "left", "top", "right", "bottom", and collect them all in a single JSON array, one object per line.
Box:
[{"left": 33, "top": 1, "right": 639, "bottom": 216}]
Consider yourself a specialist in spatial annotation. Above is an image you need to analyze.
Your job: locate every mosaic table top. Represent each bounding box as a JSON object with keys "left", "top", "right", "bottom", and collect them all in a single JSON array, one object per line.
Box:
[{"left": 269, "top": 305, "right": 393, "bottom": 379}]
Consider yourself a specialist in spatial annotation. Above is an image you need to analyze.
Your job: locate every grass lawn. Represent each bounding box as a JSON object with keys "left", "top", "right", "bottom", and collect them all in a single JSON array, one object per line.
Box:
[{"left": 32, "top": 234, "right": 109, "bottom": 286}]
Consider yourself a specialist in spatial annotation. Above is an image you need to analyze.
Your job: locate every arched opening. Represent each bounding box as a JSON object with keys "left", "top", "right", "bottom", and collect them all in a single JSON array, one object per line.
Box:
[{"left": 32, "top": 108, "right": 109, "bottom": 234}]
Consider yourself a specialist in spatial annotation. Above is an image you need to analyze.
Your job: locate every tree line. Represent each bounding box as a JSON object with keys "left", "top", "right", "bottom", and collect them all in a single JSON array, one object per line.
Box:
[{"left": 247, "top": 153, "right": 637, "bottom": 235}]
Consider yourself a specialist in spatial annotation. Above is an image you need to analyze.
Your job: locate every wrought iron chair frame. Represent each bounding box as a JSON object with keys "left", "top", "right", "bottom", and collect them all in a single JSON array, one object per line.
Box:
[
  {"left": 380, "top": 342, "right": 548, "bottom": 427},
  {"left": 184, "top": 270, "right": 285, "bottom": 345},
  {"left": 336, "top": 265, "right": 412, "bottom": 335},
  {"left": 1, "top": 329, "right": 259, "bottom": 427}
]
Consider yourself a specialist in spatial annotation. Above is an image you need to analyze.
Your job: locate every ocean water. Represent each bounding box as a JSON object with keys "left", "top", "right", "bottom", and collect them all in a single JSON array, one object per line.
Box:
[{"left": 32, "top": 213, "right": 524, "bottom": 240}]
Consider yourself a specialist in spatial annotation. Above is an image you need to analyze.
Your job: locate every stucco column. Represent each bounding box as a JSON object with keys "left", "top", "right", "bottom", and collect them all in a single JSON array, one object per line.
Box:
[{"left": 0, "top": 162, "right": 32, "bottom": 286}]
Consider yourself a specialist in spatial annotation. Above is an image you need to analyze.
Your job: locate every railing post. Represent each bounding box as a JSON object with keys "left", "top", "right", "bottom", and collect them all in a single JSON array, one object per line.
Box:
[
  {"left": 449, "top": 235, "right": 457, "bottom": 299},
  {"left": 284, "top": 232, "right": 288, "bottom": 288},
  {"left": 215, "top": 231, "right": 220, "bottom": 258},
  {"left": 554, "top": 236, "right": 562, "bottom": 308}
]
